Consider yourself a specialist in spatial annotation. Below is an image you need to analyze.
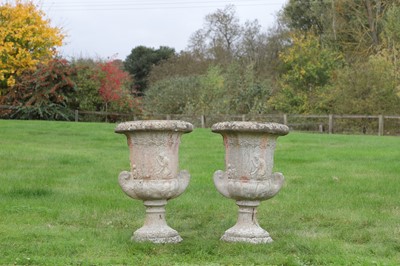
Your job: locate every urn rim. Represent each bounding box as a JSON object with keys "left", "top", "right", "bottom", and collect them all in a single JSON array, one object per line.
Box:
[
  {"left": 211, "top": 121, "right": 289, "bottom": 136},
  {"left": 115, "top": 120, "right": 193, "bottom": 134}
]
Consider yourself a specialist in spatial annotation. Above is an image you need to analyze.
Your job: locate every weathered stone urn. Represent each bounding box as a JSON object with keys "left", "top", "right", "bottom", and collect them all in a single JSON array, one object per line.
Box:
[
  {"left": 212, "top": 121, "right": 289, "bottom": 244},
  {"left": 115, "top": 120, "right": 193, "bottom": 243}
]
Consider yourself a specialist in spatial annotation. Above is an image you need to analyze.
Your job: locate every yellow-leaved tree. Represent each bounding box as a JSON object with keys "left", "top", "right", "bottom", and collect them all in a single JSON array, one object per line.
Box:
[{"left": 0, "top": 0, "right": 64, "bottom": 92}]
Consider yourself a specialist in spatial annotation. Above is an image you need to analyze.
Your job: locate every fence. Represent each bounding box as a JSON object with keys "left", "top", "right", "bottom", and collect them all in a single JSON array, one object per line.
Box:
[
  {"left": 72, "top": 110, "right": 400, "bottom": 136},
  {"left": 1, "top": 105, "right": 399, "bottom": 136}
]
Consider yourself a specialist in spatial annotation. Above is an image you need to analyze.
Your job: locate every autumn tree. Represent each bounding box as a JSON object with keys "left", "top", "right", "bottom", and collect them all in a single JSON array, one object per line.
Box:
[
  {"left": 0, "top": 1, "right": 63, "bottom": 92},
  {"left": 0, "top": 58, "right": 76, "bottom": 120},
  {"left": 98, "top": 60, "right": 138, "bottom": 115}
]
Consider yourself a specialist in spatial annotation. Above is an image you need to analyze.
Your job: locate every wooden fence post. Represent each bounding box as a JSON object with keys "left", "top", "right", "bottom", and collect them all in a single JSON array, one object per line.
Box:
[
  {"left": 328, "top": 114, "right": 333, "bottom": 134},
  {"left": 378, "top": 115, "right": 384, "bottom": 136},
  {"left": 283, "top": 114, "right": 288, "bottom": 125},
  {"left": 201, "top": 115, "right": 206, "bottom": 128},
  {"left": 74, "top": 110, "right": 79, "bottom": 122}
]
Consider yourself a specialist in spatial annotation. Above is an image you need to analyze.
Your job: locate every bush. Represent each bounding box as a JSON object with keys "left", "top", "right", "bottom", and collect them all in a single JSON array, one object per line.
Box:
[
  {"left": 0, "top": 58, "right": 76, "bottom": 120},
  {"left": 144, "top": 76, "right": 202, "bottom": 114}
]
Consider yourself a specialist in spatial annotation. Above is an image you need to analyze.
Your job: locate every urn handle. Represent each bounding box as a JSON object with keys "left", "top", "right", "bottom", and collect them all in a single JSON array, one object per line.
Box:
[
  {"left": 118, "top": 171, "right": 141, "bottom": 200},
  {"left": 261, "top": 172, "right": 285, "bottom": 200},
  {"left": 213, "top": 170, "right": 230, "bottom": 198},
  {"left": 172, "top": 170, "right": 190, "bottom": 199}
]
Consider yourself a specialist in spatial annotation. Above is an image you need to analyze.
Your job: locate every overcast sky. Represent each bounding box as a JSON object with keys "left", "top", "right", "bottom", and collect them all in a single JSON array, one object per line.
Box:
[{"left": 38, "top": 0, "right": 288, "bottom": 60}]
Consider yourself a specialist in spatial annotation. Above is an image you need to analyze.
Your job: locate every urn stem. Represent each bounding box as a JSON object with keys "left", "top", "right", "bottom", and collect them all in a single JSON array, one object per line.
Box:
[
  {"left": 133, "top": 199, "right": 183, "bottom": 243},
  {"left": 143, "top": 200, "right": 168, "bottom": 227},
  {"left": 236, "top": 200, "right": 260, "bottom": 226}
]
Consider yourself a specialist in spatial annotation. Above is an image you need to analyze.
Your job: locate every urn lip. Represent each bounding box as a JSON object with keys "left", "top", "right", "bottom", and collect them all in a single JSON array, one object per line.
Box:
[
  {"left": 115, "top": 120, "right": 193, "bottom": 134},
  {"left": 211, "top": 121, "right": 289, "bottom": 136}
]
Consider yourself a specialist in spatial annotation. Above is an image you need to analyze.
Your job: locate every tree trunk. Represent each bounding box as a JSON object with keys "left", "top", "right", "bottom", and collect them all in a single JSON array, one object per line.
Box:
[{"left": 364, "top": 0, "right": 379, "bottom": 48}]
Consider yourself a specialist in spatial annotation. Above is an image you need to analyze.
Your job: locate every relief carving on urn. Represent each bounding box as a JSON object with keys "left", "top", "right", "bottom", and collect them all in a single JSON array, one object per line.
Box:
[
  {"left": 212, "top": 121, "right": 289, "bottom": 244},
  {"left": 115, "top": 120, "right": 193, "bottom": 243}
]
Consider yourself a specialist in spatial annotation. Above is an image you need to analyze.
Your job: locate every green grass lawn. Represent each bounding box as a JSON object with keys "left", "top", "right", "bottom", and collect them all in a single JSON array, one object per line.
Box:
[{"left": 0, "top": 120, "right": 399, "bottom": 265}]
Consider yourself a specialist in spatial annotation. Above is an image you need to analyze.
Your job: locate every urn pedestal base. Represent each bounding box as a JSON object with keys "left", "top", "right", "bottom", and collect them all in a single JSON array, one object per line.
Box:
[
  {"left": 221, "top": 201, "right": 273, "bottom": 244},
  {"left": 132, "top": 200, "right": 183, "bottom": 244}
]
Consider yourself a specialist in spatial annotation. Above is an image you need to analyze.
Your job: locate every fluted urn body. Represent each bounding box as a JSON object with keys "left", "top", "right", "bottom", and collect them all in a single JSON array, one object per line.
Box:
[
  {"left": 212, "top": 121, "right": 289, "bottom": 244},
  {"left": 115, "top": 120, "right": 193, "bottom": 243}
]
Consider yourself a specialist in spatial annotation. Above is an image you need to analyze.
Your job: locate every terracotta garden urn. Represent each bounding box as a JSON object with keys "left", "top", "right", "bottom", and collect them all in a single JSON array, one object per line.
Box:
[
  {"left": 115, "top": 120, "right": 193, "bottom": 243},
  {"left": 212, "top": 121, "right": 289, "bottom": 244}
]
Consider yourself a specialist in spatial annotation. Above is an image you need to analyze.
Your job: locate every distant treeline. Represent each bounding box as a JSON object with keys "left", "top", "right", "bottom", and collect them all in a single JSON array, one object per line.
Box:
[{"left": 1, "top": 2, "right": 400, "bottom": 121}]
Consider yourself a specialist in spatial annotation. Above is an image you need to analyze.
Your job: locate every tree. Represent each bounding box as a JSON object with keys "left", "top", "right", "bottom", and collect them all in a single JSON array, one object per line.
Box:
[
  {"left": 238, "top": 20, "right": 265, "bottom": 63},
  {"left": 98, "top": 60, "right": 136, "bottom": 114},
  {"left": 381, "top": 3, "right": 400, "bottom": 72},
  {"left": 0, "top": 58, "right": 76, "bottom": 120},
  {"left": 144, "top": 76, "right": 202, "bottom": 114},
  {"left": 148, "top": 51, "right": 211, "bottom": 86},
  {"left": 70, "top": 58, "right": 103, "bottom": 112},
  {"left": 223, "top": 62, "right": 273, "bottom": 114},
  {"left": 145, "top": 62, "right": 274, "bottom": 115},
  {"left": 281, "top": 0, "right": 398, "bottom": 58},
  {"left": 329, "top": 54, "right": 400, "bottom": 115},
  {"left": 269, "top": 33, "right": 344, "bottom": 114},
  {"left": 145, "top": 65, "right": 225, "bottom": 115},
  {"left": 186, "top": 4, "right": 277, "bottom": 78},
  {"left": 188, "top": 5, "right": 242, "bottom": 63},
  {"left": 331, "top": 0, "right": 390, "bottom": 56},
  {"left": 0, "top": 1, "right": 63, "bottom": 92},
  {"left": 196, "top": 65, "right": 225, "bottom": 114},
  {"left": 282, "top": 0, "right": 328, "bottom": 35},
  {"left": 382, "top": 4, "right": 400, "bottom": 46},
  {"left": 275, "top": 0, "right": 400, "bottom": 116},
  {"left": 124, "top": 46, "right": 175, "bottom": 93}
]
